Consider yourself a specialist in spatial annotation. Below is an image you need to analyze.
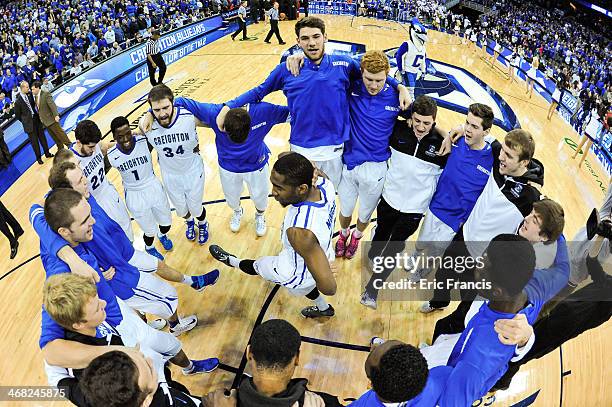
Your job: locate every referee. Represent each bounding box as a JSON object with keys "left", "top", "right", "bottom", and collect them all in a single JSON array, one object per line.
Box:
[
  {"left": 264, "top": 2, "right": 285, "bottom": 44},
  {"left": 145, "top": 29, "right": 166, "bottom": 86},
  {"left": 231, "top": 1, "right": 248, "bottom": 41}
]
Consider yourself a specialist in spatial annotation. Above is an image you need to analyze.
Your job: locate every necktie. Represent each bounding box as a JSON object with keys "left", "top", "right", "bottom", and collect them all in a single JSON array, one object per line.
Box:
[{"left": 22, "top": 93, "right": 34, "bottom": 116}]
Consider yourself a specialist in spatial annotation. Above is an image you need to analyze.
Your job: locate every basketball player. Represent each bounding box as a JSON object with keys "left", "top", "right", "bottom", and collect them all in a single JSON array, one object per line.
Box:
[
  {"left": 436, "top": 235, "right": 555, "bottom": 406},
  {"left": 336, "top": 50, "right": 403, "bottom": 260},
  {"left": 47, "top": 153, "right": 218, "bottom": 295},
  {"left": 143, "top": 85, "right": 209, "bottom": 245},
  {"left": 217, "top": 16, "right": 412, "bottom": 188},
  {"left": 408, "top": 104, "right": 495, "bottom": 280},
  {"left": 109, "top": 116, "right": 173, "bottom": 260},
  {"left": 143, "top": 96, "right": 290, "bottom": 237},
  {"left": 423, "top": 129, "right": 544, "bottom": 313},
  {"left": 40, "top": 268, "right": 218, "bottom": 378},
  {"left": 209, "top": 153, "right": 338, "bottom": 318},
  {"left": 70, "top": 120, "right": 134, "bottom": 241},
  {"left": 32, "top": 183, "right": 214, "bottom": 336},
  {"left": 350, "top": 340, "right": 451, "bottom": 406},
  {"left": 362, "top": 96, "right": 447, "bottom": 308},
  {"left": 396, "top": 18, "right": 427, "bottom": 98}
]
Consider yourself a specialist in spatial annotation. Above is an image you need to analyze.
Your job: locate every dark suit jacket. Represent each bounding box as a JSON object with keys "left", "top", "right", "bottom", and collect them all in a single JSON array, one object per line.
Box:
[
  {"left": 36, "top": 90, "right": 60, "bottom": 127},
  {"left": 13, "top": 93, "right": 37, "bottom": 134}
]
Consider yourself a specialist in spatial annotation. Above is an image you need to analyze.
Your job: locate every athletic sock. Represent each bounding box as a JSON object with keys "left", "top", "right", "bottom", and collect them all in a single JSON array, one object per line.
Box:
[
  {"left": 228, "top": 255, "right": 242, "bottom": 268},
  {"left": 145, "top": 244, "right": 154, "bottom": 250},
  {"left": 353, "top": 229, "right": 363, "bottom": 239},
  {"left": 314, "top": 295, "right": 330, "bottom": 311},
  {"left": 340, "top": 228, "right": 350, "bottom": 238},
  {"left": 198, "top": 220, "right": 208, "bottom": 227},
  {"left": 182, "top": 361, "right": 194, "bottom": 374},
  {"left": 182, "top": 275, "right": 192, "bottom": 285},
  {"left": 185, "top": 217, "right": 194, "bottom": 224}
]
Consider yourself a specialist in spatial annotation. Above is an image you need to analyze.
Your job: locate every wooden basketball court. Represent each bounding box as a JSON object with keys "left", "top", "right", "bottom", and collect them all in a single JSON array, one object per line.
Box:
[{"left": 0, "top": 15, "right": 610, "bottom": 406}]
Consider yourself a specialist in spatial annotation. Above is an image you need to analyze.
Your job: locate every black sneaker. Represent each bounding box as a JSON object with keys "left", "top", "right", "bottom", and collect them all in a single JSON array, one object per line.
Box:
[
  {"left": 279, "top": 41, "right": 286, "bottom": 44},
  {"left": 301, "top": 304, "right": 335, "bottom": 318},
  {"left": 209, "top": 245, "right": 236, "bottom": 267}
]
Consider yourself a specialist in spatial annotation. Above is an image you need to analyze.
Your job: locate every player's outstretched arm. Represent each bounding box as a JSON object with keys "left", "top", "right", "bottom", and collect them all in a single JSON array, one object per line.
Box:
[
  {"left": 287, "top": 227, "right": 337, "bottom": 296},
  {"left": 42, "top": 339, "right": 125, "bottom": 369}
]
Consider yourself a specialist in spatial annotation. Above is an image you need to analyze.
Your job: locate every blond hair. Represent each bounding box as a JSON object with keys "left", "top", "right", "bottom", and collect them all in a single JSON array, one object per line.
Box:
[
  {"left": 43, "top": 273, "right": 98, "bottom": 330},
  {"left": 360, "top": 50, "right": 390, "bottom": 75}
]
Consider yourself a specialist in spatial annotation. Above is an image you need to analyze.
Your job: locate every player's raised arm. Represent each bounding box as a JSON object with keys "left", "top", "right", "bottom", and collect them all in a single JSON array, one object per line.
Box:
[{"left": 287, "top": 227, "right": 337, "bottom": 296}]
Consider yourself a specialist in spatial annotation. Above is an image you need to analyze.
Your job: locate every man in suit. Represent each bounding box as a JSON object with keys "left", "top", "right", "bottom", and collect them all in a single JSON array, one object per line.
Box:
[
  {"left": 31, "top": 81, "right": 70, "bottom": 149},
  {"left": 13, "top": 81, "right": 53, "bottom": 164}
]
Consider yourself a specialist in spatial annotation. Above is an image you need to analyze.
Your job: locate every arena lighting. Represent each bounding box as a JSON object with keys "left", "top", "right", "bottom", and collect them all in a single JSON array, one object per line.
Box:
[{"left": 573, "top": 0, "right": 612, "bottom": 18}]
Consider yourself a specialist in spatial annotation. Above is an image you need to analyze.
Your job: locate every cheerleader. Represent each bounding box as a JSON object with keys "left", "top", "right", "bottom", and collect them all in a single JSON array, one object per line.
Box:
[
  {"left": 572, "top": 102, "right": 606, "bottom": 168},
  {"left": 526, "top": 52, "right": 540, "bottom": 99}
]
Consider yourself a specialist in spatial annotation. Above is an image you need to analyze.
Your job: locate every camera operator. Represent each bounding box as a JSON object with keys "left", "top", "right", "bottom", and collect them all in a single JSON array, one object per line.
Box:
[{"left": 493, "top": 185, "right": 612, "bottom": 390}]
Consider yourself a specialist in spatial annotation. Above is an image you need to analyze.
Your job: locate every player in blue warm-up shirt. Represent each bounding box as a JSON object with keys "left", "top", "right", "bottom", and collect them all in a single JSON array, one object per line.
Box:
[
  {"left": 34, "top": 189, "right": 218, "bottom": 377},
  {"left": 412, "top": 104, "right": 495, "bottom": 283},
  {"left": 171, "top": 96, "right": 289, "bottom": 237},
  {"left": 220, "top": 16, "right": 411, "bottom": 188},
  {"left": 438, "top": 234, "right": 557, "bottom": 407},
  {"left": 336, "top": 50, "right": 403, "bottom": 261},
  {"left": 350, "top": 339, "right": 451, "bottom": 407}
]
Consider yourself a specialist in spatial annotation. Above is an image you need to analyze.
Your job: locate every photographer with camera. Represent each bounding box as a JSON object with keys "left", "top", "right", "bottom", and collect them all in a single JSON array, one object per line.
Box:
[{"left": 493, "top": 184, "right": 612, "bottom": 390}]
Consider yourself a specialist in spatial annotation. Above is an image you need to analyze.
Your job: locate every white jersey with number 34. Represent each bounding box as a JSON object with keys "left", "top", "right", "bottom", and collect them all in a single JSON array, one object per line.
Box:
[{"left": 145, "top": 107, "right": 201, "bottom": 174}]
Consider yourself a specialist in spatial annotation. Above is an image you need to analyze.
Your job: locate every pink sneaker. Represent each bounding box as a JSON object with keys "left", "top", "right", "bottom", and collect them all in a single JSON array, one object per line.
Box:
[
  {"left": 335, "top": 232, "right": 348, "bottom": 257},
  {"left": 344, "top": 232, "right": 362, "bottom": 259}
]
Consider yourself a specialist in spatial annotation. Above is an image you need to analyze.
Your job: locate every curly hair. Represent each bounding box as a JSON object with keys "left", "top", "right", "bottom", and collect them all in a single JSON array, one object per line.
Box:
[{"left": 370, "top": 344, "right": 429, "bottom": 403}]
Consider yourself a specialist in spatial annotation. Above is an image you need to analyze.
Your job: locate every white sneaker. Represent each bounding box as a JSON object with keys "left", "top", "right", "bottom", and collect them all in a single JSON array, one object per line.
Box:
[
  {"left": 360, "top": 291, "right": 377, "bottom": 310},
  {"left": 255, "top": 214, "right": 267, "bottom": 237},
  {"left": 419, "top": 301, "right": 445, "bottom": 314},
  {"left": 147, "top": 318, "right": 167, "bottom": 330},
  {"left": 229, "top": 207, "right": 243, "bottom": 233},
  {"left": 169, "top": 315, "right": 198, "bottom": 336}
]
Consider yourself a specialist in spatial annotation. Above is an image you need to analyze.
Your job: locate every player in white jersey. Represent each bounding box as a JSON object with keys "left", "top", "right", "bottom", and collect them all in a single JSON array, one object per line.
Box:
[
  {"left": 209, "top": 153, "right": 338, "bottom": 318},
  {"left": 395, "top": 18, "right": 427, "bottom": 99},
  {"left": 70, "top": 120, "right": 134, "bottom": 241},
  {"left": 108, "top": 116, "right": 174, "bottom": 261},
  {"left": 143, "top": 85, "right": 209, "bottom": 245}
]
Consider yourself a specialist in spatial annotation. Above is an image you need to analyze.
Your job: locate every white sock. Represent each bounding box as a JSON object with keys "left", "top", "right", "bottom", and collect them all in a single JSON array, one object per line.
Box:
[
  {"left": 340, "top": 228, "right": 350, "bottom": 237},
  {"left": 182, "top": 275, "right": 192, "bottom": 285},
  {"left": 198, "top": 220, "right": 207, "bottom": 227},
  {"left": 314, "top": 295, "right": 329, "bottom": 311},
  {"left": 185, "top": 217, "right": 194, "bottom": 224},
  {"left": 158, "top": 233, "right": 167, "bottom": 239},
  {"left": 353, "top": 229, "right": 363, "bottom": 239},
  {"left": 228, "top": 255, "right": 241, "bottom": 268},
  {"left": 145, "top": 243, "right": 154, "bottom": 250},
  {"left": 182, "top": 360, "right": 194, "bottom": 373}
]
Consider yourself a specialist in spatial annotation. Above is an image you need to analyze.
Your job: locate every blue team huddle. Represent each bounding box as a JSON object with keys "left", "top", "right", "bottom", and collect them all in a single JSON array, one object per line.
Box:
[{"left": 24, "top": 7, "right": 612, "bottom": 407}]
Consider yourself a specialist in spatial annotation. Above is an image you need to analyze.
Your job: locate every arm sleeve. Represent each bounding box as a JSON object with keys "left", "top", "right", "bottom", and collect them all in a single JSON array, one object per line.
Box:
[
  {"left": 47, "top": 92, "right": 59, "bottom": 117},
  {"left": 523, "top": 235, "right": 570, "bottom": 303},
  {"left": 29, "top": 204, "right": 69, "bottom": 256},
  {"left": 438, "top": 361, "right": 489, "bottom": 407},
  {"left": 173, "top": 97, "right": 218, "bottom": 126},
  {"left": 40, "top": 307, "right": 66, "bottom": 349},
  {"left": 265, "top": 102, "right": 290, "bottom": 125},
  {"left": 226, "top": 64, "right": 285, "bottom": 108},
  {"left": 396, "top": 42, "right": 407, "bottom": 72}
]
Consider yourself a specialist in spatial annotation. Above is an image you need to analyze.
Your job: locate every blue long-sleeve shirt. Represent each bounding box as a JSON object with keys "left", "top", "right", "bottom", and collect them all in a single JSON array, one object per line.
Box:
[
  {"left": 429, "top": 138, "right": 494, "bottom": 232},
  {"left": 438, "top": 235, "right": 569, "bottom": 406},
  {"left": 343, "top": 80, "right": 400, "bottom": 169},
  {"left": 173, "top": 97, "right": 289, "bottom": 173},
  {"left": 349, "top": 366, "right": 452, "bottom": 406},
  {"left": 30, "top": 199, "right": 139, "bottom": 301},
  {"left": 30, "top": 206, "right": 124, "bottom": 349},
  {"left": 226, "top": 53, "right": 400, "bottom": 152}
]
